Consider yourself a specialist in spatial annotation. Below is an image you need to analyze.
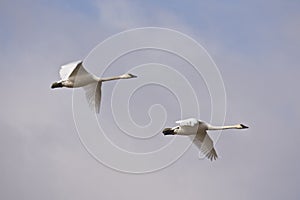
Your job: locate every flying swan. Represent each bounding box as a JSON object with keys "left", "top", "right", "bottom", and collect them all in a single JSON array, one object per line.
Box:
[
  {"left": 163, "top": 118, "right": 248, "bottom": 161},
  {"left": 51, "top": 60, "right": 137, "bottom": 113}
]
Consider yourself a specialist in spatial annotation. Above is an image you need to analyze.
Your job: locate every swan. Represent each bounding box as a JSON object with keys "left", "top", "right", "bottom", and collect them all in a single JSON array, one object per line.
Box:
[
  {"left": 163, "top": 118, "right": 248, "bottom": 161},
  {"left": 51, "top": 60, "right": 137, "bottom": 113}
]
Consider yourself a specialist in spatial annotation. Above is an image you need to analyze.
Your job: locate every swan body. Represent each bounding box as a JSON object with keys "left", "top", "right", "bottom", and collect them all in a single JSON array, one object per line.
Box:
[
  {"left": 51, "top": 60, "right": 137, "bottom": 113},
  {"left": 163, "top": 118, "right": 248, "bottom": 161}
]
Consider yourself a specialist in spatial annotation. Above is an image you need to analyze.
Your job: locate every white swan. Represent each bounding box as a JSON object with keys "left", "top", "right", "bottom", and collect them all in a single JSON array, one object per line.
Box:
[
  {"left": 51, "top": 60, "right": 137, "bottom": 113},
  {"left": 163, "top": 118, "right": 248, "bottom": 161}
]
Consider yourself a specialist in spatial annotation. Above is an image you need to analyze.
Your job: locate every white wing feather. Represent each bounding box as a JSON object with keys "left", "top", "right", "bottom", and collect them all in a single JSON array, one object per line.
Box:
[
  {"left": 59, "top": 60, "right": 83, "bottom": 80},
  {"left": 176, "top": 118, "right": 199, "bottom": 127},
  {"left": 83, "top": 82, "right": 102, "bottom": 113},
  {"left": 192, "top": 129, "right": 218, "bottom": 161}
]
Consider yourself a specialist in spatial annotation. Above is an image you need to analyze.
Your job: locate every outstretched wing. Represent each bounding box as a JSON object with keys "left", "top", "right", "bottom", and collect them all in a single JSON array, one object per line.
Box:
[
  {"left": 176, "top": 118, "right": 199, "bottom": 127},
  {"left": 59, "top": 60, "right": 82, "bottom": 80},
  {"left": 83, "top": 82, "right": 102, "bottom": 113},
  {"left": 192, "top": 128, "right": 218, "bottom": 161},
  {"left": 59, "top": 60, "right": 91, "bottom": 81}
]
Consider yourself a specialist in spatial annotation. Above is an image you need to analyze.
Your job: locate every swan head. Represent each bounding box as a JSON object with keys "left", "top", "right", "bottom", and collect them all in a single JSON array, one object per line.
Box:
[
  {"left": 121, "top": 73, "right": 137, "bottom": 79},
  {"left": 239, "top": 124, "right": 249, "bottom": 129},
  {"left": 51, "top": 82, "right": 63, "bottom": 89}
]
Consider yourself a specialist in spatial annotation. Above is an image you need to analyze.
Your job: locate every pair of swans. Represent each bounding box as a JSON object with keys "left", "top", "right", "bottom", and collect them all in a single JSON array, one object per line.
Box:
[{"left": 52, "top": 61, "right": 248, "bottom": 161}]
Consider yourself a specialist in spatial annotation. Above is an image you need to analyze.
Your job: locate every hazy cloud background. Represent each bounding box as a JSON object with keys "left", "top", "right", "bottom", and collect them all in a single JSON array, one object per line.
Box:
[{"left": 0, "top": 0, "right": 299, "bottom": 199}]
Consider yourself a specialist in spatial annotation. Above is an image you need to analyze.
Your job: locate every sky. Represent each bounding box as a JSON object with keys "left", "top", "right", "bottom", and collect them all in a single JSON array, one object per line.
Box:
[{"left": 0, "top": 0, "right": 300, "bottom": 199}]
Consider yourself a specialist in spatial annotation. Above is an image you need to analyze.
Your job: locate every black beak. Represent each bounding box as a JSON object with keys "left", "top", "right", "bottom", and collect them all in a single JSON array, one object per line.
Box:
[
  {"left": 240, "top": 124, "right": 249, "bottom": 129},
  {"left": 129, "top": 74, "right": 137, "bottom": 78},
  {"left": 51, "top": 82, "right": 63, "bottom": 89},
  {"left": 162, "top": 128, "right": 175, "bottom": 135}
]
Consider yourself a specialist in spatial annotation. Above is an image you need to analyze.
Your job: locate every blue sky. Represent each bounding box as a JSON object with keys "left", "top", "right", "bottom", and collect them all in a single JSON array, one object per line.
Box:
[{"left": 0, "top": 0, "right": 299, "bottom": 199}]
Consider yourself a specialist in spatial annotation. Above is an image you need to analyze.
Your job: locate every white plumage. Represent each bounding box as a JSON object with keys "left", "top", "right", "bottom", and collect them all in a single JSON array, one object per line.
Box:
[
  {"left": 51, "top": 60, "right": 137, "bottom": 113},
  {"left": 59, "top": 60, "right": 82, "bottom": 80},
  {"left": 163, "top": 118, "right": 248, "bottom": 161}
]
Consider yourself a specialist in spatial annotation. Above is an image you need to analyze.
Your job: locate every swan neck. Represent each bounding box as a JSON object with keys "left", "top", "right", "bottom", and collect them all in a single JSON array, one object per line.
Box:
[
  {"left": 93, "top": 76, "right": 101, "bottom": 81},
  {"left": 208, "top": 125, "right": 240, "bottom": 130},
  {"left": 100, "top": 76, "right": 122, "bottom": 82}
]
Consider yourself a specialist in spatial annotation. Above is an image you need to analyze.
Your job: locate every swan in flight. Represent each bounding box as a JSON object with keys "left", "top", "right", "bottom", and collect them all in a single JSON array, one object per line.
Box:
[
  {"left": 51, "top": 60, "right": 137, "bottom": 113},
  {"left": 163, "top": 118, "right": 248, "bottom": 161}
]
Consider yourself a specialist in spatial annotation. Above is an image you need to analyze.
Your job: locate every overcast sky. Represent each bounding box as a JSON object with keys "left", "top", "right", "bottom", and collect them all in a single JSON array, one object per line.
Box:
[{"left": 1, "top": 0, "right": 300, "bottom": 199}]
